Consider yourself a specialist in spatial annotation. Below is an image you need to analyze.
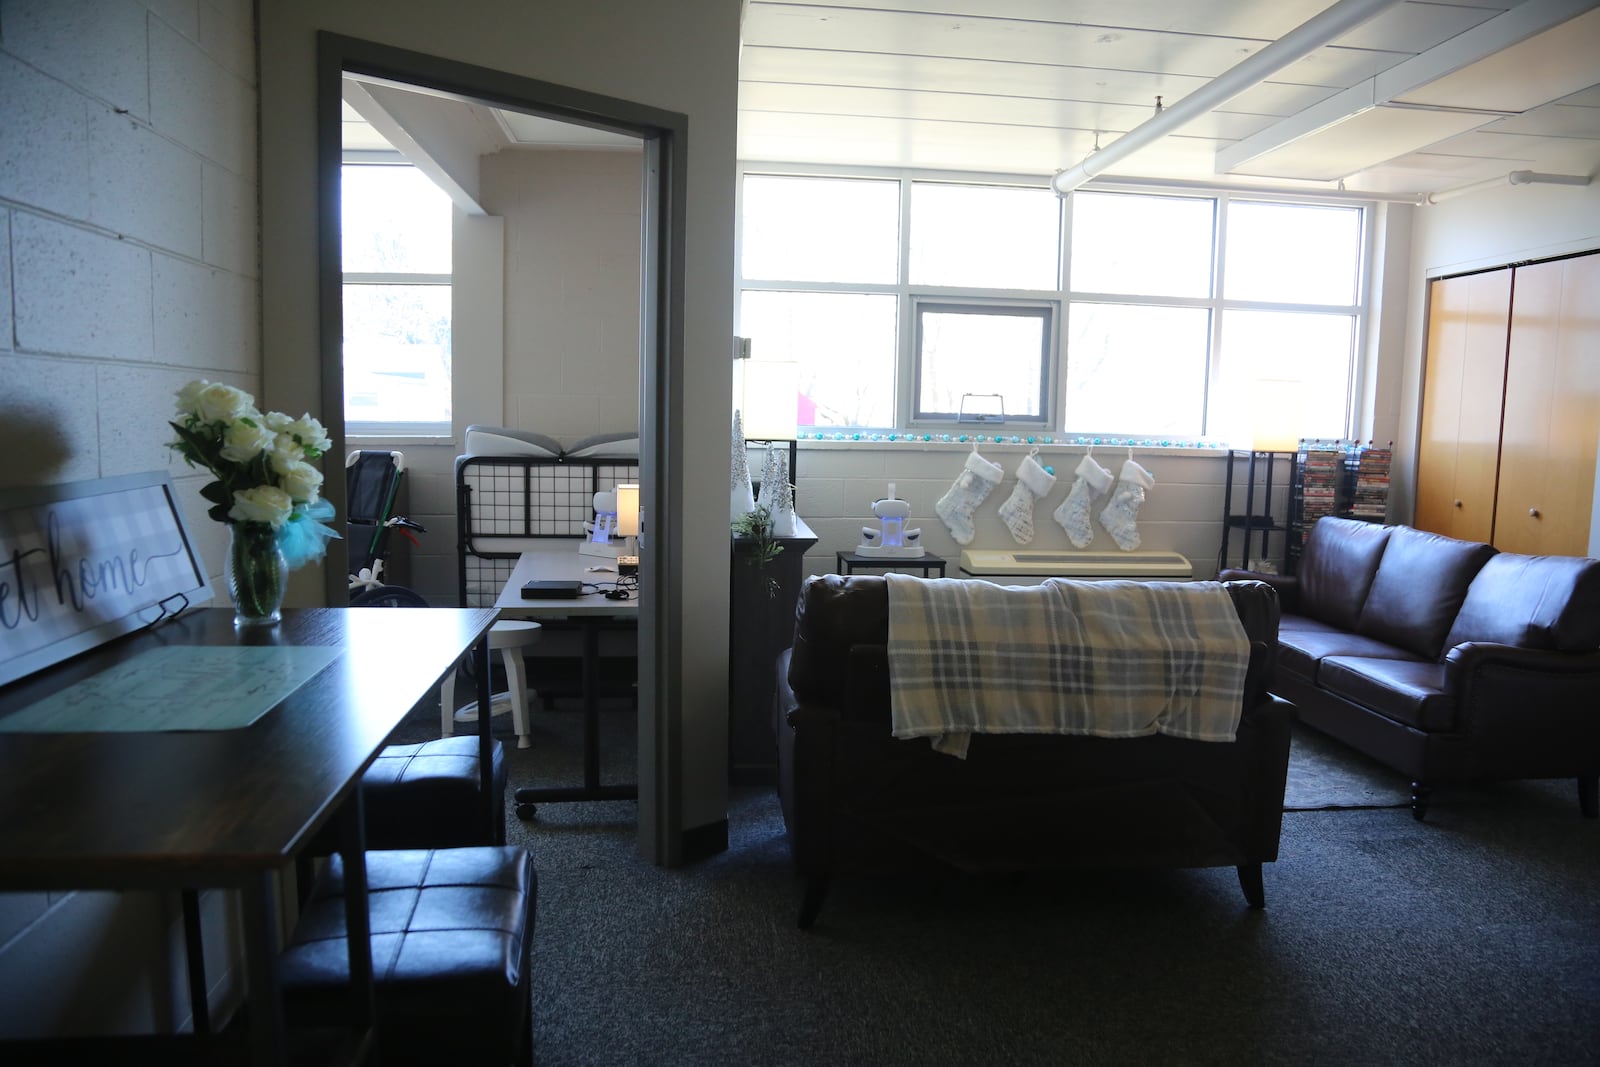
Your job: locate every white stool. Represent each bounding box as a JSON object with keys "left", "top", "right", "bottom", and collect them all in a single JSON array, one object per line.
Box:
[{"left": 441, "top": 620, "right": 541, "bottom": 749}]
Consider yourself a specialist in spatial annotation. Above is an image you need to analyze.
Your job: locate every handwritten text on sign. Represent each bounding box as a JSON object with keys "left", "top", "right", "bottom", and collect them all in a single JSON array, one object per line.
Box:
[{"left": 0, "top": 483, "right": 203, "bottom": 670}]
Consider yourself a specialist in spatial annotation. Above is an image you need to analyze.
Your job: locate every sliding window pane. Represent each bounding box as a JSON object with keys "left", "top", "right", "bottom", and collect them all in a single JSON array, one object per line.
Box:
[
  {"left": 1225, "top": 201, "right": 1361, "bottom": 305},
  {"left": 909, "top": 183, "right": 1059, "bottom": 290},
  {"left": 1070, "top": 192, "right": 1214, "bottom": 298},
  {"left": 342, "top": 165, "right": 452, "bottom": 274},
  {"left": 739, "top": 290, "right": 897, "bottom": 428},
  {"left": 1064, "top": 303, "right": 1210, "bottom": 436},
  {"left": 915, "top": 304, "right": 1049, "bottom": 421},
  {"left": 741, "top": 176, "right": 899, "bottom": 284},
  {"left": 343, "top": 284, "right": 452, "bottom": 426},
  {"left": 1221, "top": 310, "right": 1355, "bottom": 439}
]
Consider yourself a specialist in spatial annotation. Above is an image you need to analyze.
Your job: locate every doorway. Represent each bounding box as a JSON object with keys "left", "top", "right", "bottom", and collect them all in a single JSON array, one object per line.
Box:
[{"left": 315, "top": 34, "right": 685, "bottom": 862}]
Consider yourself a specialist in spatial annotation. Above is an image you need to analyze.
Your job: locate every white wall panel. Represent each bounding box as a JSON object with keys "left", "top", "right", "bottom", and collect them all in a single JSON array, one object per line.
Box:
[
  {"left": 88, "top": 107, "right": 203, "bottom": 257},
  {"left": 12, "top": 212, "right": 154, "bottom": 362},
  {"left": 0, "top": 0, "right": 151, "bottom": 118},
  {"left": 0, "top": 53, "right": 91, "bottom": 219},
  {"left": 152, "top": 253, "right": 257, "bottom": 371}
]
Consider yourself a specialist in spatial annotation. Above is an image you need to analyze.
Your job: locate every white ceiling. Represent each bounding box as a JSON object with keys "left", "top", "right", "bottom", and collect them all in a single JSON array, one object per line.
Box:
[
  {"left": 341, "top": 1, "right": 1599, "bottom": 204},
  {"left": 737, "top": 0, "right": 1600, "bottom": 198}
]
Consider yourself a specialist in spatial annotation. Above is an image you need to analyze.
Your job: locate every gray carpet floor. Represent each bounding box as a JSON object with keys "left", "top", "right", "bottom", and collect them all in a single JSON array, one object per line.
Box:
[{"left": 415, "top": 699, "right": 1599, "bottom": 1067}]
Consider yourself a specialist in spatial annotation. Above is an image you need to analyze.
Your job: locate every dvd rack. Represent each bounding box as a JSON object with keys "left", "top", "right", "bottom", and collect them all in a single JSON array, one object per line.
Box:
[{"left": 1288, "top": 440, "right": 1392, "bottom": 572}]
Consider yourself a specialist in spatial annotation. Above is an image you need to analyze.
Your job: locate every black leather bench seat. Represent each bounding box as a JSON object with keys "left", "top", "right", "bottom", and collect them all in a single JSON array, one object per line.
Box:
[{"left": 282, "top": 846, "right": 536, "bottom": 1066}]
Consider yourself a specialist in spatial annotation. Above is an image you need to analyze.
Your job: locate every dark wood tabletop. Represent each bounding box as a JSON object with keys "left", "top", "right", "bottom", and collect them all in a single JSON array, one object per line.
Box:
[{"left": 0, "top": 606, "right": 498, "bottom": 891}]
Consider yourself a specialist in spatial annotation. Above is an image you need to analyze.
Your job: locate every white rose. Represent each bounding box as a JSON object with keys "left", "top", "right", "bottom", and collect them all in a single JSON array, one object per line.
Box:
[
  {"left": 282, "top": 414, "right": 332, "bottom": 455},
  {"left": 229, "top": 485, "right": 294, "bottom": 527},
  {"left": 189, "top": 382, "right": 254, "bottom": 424},
  {"left": 218, "top": 416, "right": 275, "bottom": 463},
  {"left": 263, "top": 410, "right": 294, "bottom": 432},
  {"left": 278, "top": 459, "right": 324, "bottom": 504}
]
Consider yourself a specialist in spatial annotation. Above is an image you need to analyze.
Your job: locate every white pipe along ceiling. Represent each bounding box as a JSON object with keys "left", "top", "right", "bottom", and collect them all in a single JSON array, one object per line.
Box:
[{"left": 1050, "top": 0, "right": 1406, "bottom": 197}]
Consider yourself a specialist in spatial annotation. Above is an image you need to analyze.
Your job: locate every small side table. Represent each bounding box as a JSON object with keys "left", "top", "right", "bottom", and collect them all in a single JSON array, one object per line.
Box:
[{"left": 834, "top": 550, "right": 947, "bottom": 578}]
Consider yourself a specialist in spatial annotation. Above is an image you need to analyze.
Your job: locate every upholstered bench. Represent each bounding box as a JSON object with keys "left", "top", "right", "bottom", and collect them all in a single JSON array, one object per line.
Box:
[
  {"left": 281, "top": 846, "right": 536, "bottom": 1066},
  {"left": 303, "top": 735, "right": 507, "bottom": 862},
  {"left": 361, "top": 735, "right": 508, "bottom": 848}
]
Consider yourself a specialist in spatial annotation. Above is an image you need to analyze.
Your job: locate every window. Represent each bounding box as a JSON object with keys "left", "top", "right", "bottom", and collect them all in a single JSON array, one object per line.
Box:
[
  {"left": 914, "top": 303, "right": 1050, "bottom": 422},
  {"left": 736, "top": 172, "right": 1369, "bottom": 442},
  {"left": 341, "top": 164, "right": 453, "bottom": 435}
]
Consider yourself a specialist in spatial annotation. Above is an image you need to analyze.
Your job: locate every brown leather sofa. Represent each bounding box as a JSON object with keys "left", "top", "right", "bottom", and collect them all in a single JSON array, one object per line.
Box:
[
  {"left": 772, "top": 574, "right": 1292, "bottom": 928},
  {"left": 1221, "top": 517, "right": 1600, "bottom": 820}
]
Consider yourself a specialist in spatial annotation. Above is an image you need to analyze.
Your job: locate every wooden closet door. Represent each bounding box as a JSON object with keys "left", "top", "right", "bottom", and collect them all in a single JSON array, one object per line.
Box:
[
  {"left": 1415, "top": 268, "right": 1512, "bottom": 542},
  {"left": 1494, "top": 252, "right": 1600, "bottom": 556}
]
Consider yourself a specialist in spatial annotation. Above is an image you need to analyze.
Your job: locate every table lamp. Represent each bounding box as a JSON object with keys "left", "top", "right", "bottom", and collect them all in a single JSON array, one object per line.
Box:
[{"left": 615, "top": 483, "right": 640, "bottom": 576}]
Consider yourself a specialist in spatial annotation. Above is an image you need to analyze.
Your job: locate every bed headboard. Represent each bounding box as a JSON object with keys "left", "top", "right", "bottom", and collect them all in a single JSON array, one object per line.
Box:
[{"left": 454, "top": 453, "right": 640, "bottom": 607}]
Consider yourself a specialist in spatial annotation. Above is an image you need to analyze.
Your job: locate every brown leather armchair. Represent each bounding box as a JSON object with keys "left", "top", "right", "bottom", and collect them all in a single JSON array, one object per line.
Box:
[{"left": 773, "top": 575, "right": 1291, "bottom": 928}]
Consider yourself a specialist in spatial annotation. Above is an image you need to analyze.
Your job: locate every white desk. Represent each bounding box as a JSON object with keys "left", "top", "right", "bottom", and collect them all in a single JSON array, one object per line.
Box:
[{"left": 494, "top": 545, "right": 638, "bottom": 815}]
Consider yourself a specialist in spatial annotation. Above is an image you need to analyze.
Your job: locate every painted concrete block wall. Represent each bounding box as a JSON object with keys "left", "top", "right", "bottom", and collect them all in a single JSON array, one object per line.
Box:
[{"left": 0, "top": 0, "right": 258, "bottom": 1038}]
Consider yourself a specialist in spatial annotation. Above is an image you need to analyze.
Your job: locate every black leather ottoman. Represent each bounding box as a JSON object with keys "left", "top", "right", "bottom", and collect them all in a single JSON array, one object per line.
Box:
[
  {"left": 305, "top": 736, "right": 507, "bottom": 860},
  {"left": 281, "top": 846, "right": 536, "bottom": 1066},
  {"left": 361, "top": 736, "right": 508, "bottom": 848}
]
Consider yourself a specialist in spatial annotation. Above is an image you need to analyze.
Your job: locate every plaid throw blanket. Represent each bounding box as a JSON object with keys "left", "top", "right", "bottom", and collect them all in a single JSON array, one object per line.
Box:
[{"left": 885, "top": 574, "right": 1250, "bottom": 758}]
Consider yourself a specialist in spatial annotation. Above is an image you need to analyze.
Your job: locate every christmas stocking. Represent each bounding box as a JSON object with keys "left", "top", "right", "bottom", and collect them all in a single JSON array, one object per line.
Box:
[
  {"left": 998, "top": 450, "right": 1057, "bottom": 545},
  {"left": 1098, "top": 459, "right": 1156, "bottom": 551},
  {"left": 935, "top": 450, "right": 1005, "bottom": 545},
  {"left": 1053, "top": 453, "right": 1114, "bottom": 548}
]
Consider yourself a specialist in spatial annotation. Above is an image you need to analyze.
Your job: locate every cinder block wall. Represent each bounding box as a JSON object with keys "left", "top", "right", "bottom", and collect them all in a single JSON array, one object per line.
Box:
[{"left": 0, "top": 0, "right": 257, "bottom": 1036}]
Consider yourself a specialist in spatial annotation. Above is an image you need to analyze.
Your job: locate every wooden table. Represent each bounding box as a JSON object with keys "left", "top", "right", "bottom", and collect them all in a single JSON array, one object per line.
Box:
[
  {"left": 0, "top": 606, "right": 498, "bottom": 1064},
  {"left": 493, "top": 545, "right": 639, "bottom": 816}
]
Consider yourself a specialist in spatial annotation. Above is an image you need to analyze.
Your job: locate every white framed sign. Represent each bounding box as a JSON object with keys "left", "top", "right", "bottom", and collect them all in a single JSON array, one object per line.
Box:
[{"left": 0, "top": 471, "right": 213, "bottom": 687}]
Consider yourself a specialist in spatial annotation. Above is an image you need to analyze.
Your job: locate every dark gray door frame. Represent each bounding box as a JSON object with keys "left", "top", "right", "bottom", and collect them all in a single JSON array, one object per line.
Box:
[{"left": 314, "top": 32, "right": 685, "bottom": 863}]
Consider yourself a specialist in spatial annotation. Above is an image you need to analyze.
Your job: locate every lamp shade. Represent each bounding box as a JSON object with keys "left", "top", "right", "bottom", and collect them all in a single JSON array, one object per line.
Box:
[
  {"left": 740, "top": 360, "right": 799, "bottom": 441},
  {"left": 1249, "top": 378, "right": 1302, "bottom": 453},
  {"left": 615, "top": 483, "right": 641, "bottom": 537}
]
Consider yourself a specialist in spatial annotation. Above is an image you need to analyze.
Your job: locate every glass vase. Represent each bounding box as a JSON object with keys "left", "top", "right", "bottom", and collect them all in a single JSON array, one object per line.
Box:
[{"left": 226, "top": 521, "right": 287, "bottom": 627}]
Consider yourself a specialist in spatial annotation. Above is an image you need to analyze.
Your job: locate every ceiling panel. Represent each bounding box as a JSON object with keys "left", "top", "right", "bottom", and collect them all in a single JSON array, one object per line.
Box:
[
  {"left": 1484, "top": 101, "right": 1600, "bottom": 137},
  {"left": 740, "top": 111, "right": 1234, "bottom": 177},
  {"left": 738, "top": 82, "right": 1280, "bottom": 142},
  {"left": 741, "top": 3, "right": 1409, "bottom": 85},
  {"left": 1393, "top": 5, "right": 1600, "bottom": 111},
  {"left": 740, "top": 46, "right": 1342, "bottom": 118},
  {"left": 756, "top": 0, "right": 1511, "bottom": 45},
  {"left": 1229, "top": 105, "right": 1491, "bottom": 181}
]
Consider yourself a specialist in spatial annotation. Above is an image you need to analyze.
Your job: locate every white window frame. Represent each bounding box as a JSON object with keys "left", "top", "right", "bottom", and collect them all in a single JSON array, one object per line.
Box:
[
  {"left": 341, "top": 157, "right": 453, "bottom": 439},
  {"left": 734, "top": 163, "right": 1373, "bottom": 443}
]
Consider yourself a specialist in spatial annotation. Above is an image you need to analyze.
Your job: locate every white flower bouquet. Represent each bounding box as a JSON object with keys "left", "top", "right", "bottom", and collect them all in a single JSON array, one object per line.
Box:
[{"left": 169, "top": 380, "right": 339, "bottom": 622}]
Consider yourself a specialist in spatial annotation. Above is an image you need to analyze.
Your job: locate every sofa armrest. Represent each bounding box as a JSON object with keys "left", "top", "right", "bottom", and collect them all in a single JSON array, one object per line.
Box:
[
  {"left": 1442, "top": 643, "right": 1600, "bottom": 771},
  {"left": 1444, "top": 641, "right": 1600, "bottom": 678},
  {"left": 1219, "top": 568, "right": 1300, "bottom": 614}
]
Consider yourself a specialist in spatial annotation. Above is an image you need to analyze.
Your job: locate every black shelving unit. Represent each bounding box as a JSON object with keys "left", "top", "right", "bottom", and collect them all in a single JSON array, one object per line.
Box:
[{"left": 1219, "top": 449, "right": 1296, "bottom": 574}]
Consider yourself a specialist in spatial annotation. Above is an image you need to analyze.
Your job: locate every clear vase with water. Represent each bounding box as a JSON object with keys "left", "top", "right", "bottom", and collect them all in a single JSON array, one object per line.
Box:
[{"left": 226, "top": 521, "right": 287, "bottom": 627}]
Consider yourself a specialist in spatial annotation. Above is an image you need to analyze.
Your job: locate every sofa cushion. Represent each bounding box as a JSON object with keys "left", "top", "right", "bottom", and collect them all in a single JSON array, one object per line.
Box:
[
  {"left": 1296, "top": 517, "right": 1393, "bottom": 630},
  {"left": 1443, "top": 553, "right": 1600, "bottom": 653},
  {"left": 1356, "top": 526, "right": 1495, "bottom": 660},
  {"left": 1276, "top": 615, "right": 1420, "bottom": 682},
  {"left": 1317, "top": 656, "right": 1455, "bottom": 732}
]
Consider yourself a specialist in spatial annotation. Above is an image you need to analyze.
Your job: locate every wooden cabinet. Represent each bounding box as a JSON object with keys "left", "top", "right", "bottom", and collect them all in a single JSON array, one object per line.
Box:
[
  {"left": 728, "top": 517, "right": 816, "bottom": 785},
  {"left": 1415, "top": 251, "right": 1599, "bottom": 555},
  {"left": 1415, "top": 267, "right": 1512, "bottom": 542},
  {"left": 1492, "top": 254, "right": 1600, "bottom": 556}
]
